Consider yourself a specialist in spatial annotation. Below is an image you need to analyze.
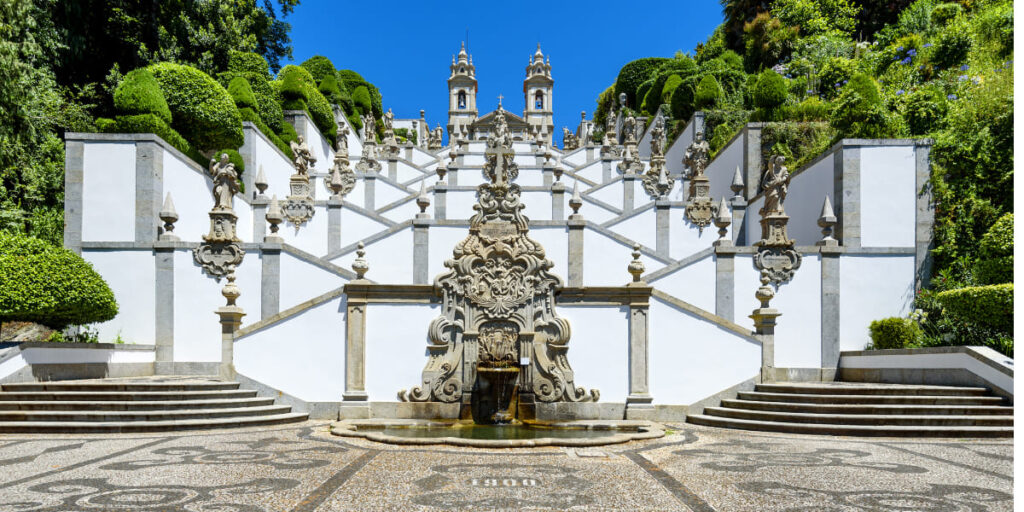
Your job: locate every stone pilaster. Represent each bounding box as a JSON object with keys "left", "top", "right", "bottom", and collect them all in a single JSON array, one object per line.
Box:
[
  {"left": 655, "top": 199, "right": 670, "bottom": 258},
  {"left": 363, "top": 173, "right": 376, "bottom": 211},
  {"left": 341, "top": 288, "right": 370, "bottom": 418},
  {"left": 601, "top": 156, "right": 613, "bottom": 183},
  {"left": 387, "top": 157, "right": 398, "bottom": 182},
  {"left": 135, "top": 141, "right": 163, "bottom": 243},
  {"left": 433, "top": 182, "right": 447, "bottom": 220},
  {"left": 327, "top": 198, "right": 343, "bottom": 253},
  {"left": 447, "top": 166, "right": 458, "bottom": 186},
  {"left": 742, "top": 124, "right": 762, "bottom": 200},
  {"left": 835, "top": 146, "right": 861, "bottom": 248},
  {"left": 413, "top": 217, "right": 430, "bottom": 284},
  {"left": 216, "top": 305, "right": 244, "bottom": 379},
  {"left": 551, "top": 182, "right": 565, "bottom": 220},
  {"left": 914, "top": 142, "right": 934, "bottom": 290},
  {"left": 260, "top": 243, "right": 281, "bottom": 320},
  {"left": 252, "top": 195, "right": 269, "bottom": 243},
  {"left": 64, "top": 139, "right": 84, "bottom": 254},
  {"left": 567, "top": 216, "right": 585, "bottom": 287},
  {"left": 625, "top": 290, "right": 654, "bottom": 419},
  {"left": 542, "top": 162, "right": 554, "bottom": 186},
  {"left": 750, "top": 277, "right": 780, "bottom": 382},
  {"left": 731, "top": 197, "right": 747, "bottom": 245},
  {"left": 622, "top": 174, "right": 635, "bottom": 214},
  {"left": 154, "top": 243, "right": 175, "bottom": 374},
  {"left": 714, "top": 245, "right": 737, "bottom": 321},
  {"left": 820, "top": 247, "right": 841, "bottom": 378}
]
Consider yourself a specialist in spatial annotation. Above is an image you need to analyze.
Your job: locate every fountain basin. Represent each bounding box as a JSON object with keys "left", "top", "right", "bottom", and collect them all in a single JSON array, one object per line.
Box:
[{"left": 330, "top": 419, "right": 664, "bottom": 448}]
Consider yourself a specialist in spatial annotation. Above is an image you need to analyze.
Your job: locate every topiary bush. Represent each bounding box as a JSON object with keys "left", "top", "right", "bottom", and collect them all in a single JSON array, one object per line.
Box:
[
  {"left": 0, "top": 232, "right": 118, "bottom": 329},
  {"left": 276, "top": 65, "right": 337, "bottom": 141},
  {"left": 869, "top": 317, "right": 922, "bottom": 349},
  {"left": 694, "top": 75, "right": 724, "bottom": 110},
  {"left": 614, "top": 57, "right": 670, "bottom": 110},
  {"left": 100, "top": 113, "right": 203, "bottom": 165},
  {"left": 974, "top": 213, "right": 1013, "bottom": 285},
  {"left": 113, "top": 69, "right": 172, "bottom": 124},
  {"left": 784, "top": 97, "right": 830, "bottom": 121},
  {"left": 752, "top": 70, "right": 788, "bottom": 120},
  {"left": 660, "top": 74, "right": 683, "bottom": 104},
  {"left": 300, "top": 55, "right": 337, "bottom": 83},
  {"left": 227, "top": 51, "right": 271, "bottom": 79},
  {"left": 669, "top": 78, "right": 696, "bottom": 121},
  {"left": 227, "top": 76, "right": 257, "bottom": 110},
  {"left": 147, "top": 62, "right": 244, "bottom": 151},
  {"left": 930, "top": 2, "right": 962, "bottom": 25},
  {"left": 829, "top": 73, "right": 896, "bottom": 138},
  {"left": 351, "top": 85, "right": 372, "bottom": 116},
  {"left": 817, "top": 57, "right": 857, "bottom": 100},
  {"left": 637, "top": 78, "right": 656, "bottom": 114},
  {"left": 936, "top": 283, "right": 1013, "bottom": 332}
]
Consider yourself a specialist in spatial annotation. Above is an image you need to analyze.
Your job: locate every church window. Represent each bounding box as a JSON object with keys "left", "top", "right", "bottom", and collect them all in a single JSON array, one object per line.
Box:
[
  {"left": 458, "top": 91, "right": 467, "bottom": 109},
  {"left": 534, "top": 91, "right": 544, "bottom": 109}
]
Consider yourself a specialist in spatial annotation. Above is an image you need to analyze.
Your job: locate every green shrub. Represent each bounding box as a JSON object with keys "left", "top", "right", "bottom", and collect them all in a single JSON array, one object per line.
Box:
[
  {"left": 614, "top": 57, "right": 670, "bottom": 109},
  {"left": 869, "top": 317, "right": 922, "bottom": 349},
  {"left": 669, "top": 78, "right": 696, "bottom": 120},
  {"left": 784, "top": 97, "right": 830, "bottom": 121},
  {"left": 637, "top": 78, "right": 656, "bottom": 114},
  {"left": 278, "top": 119, "right": 299, "bottom": 145},
  {"left": 227, "top": 76, "right": 257, "bottom": 110},
  {"left": 0, "top": 233, "right": 118, "bottom": 329},
  {"left": 104, "top": 113, "right": 202, "bottom": 164},
  {"left": 818, "top": 57, "right": 857, "bottom": 100},
  {"left": 975, "top": 213, "right": 1013, "bottom": 285},
  {"left": 660, "top": 74, "right": 683, "bottom": 104},
  {"left": 318, "top": 74, "right": 344, "bottom": 104},
  {"left": 902, "top": 88, "right": 947, "bottom": 135},
  {"left": 936, "top": 283, "right": 1013, "bottom": 332},
  {"left": 694, "top": 75, "right": 724, "bottom": 110},
  {"left": 278, "top": 64, "right": 313, "bottom": 102},
  {"left": 337, "top": 69, "right": 366, "bottom": 91},
  {"left": 743, "top": 12, "right": 799, "bottom": 72},
  {"left": 219, "top": 70, "right": 283, "bottom": 133},
  {"left": 346, "top": 112, "right": 362, "bottom": 132},
  {"left": 238, "top": 107, "right": 292, "bottom": 159},
  {"left": 829, "top": 73, "right": 895, "bottom": 138},
  {"left": 275, "top": 65, "right": 337, "bottom": 141},
  {"left": 931, "top": 29, "right": 972, "bottom": 69},
  {"left": 227, "top": 51, "right": 270, "bottom": 79},
  {"left": 217, "top": 148, "right": 245, "bottom": 174},
  {"left": 973, "top": 1, "right": 1013, "bottom": 56},
  {"left": 113, "top": 69, "right": 172, "bottom": 124},
  {"left": 930, "top": 2, "right": 961, "bottom": 25},
  {"left": 147, "top": 62, "right": 244, "bottom": 151},
  {"left": 300, "top": 55, "right": 337, "bottom": 83},
  {"left": 643, "top": 57, "right": 698, "bottom": 113},
  {"left": 752, "top": 70, "right": 787, "bottom": 121},
  {"left": 351, "top": 85, "right": 372, "bottom": 115},
  {"left": 719, "top": 50, "right": 744, "bottom": 70}
]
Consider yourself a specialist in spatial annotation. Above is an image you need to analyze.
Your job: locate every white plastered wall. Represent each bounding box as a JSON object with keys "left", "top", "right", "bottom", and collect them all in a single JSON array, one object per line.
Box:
[
  {"left": 82, "top": 142, "right": 136, "bottom": 242},
  {"left": 278, "top": 252, "right": 348, "bottom": 312},
  {"left": 581, "top": 228, "right": 661, "bottom": 286},
  {"left": 860, "top": 146, "right": 916, "bottom": 247},
  {"left": 649, "top": 254, "right": 716, "bottom": 313},
  {"left": 365, "top": 303, "right": 440, "bottom": 401},
  {"left": 331, "top": 227, "right": 413, "bottom": 284},
  {"left": 84, "top": 250, "right": 156, "bottom": 344},
  {"left": 780, "top": 153, "right": 835, "bottom": 246},
  {"left": 558, "top": 305, "right": 629, "bottom": 403},
  {"left": 839, "top": 255, "right": 915, "bottom": 351}
]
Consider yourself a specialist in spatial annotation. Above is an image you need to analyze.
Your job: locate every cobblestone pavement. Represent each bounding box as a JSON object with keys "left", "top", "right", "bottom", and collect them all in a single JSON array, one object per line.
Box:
[{"left": 0, "top": 421, "right": 1012, "bottom": 511}]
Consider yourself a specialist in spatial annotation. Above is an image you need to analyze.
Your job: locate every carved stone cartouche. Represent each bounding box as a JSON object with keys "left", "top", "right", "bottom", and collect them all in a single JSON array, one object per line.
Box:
[{"left": 754, "top": 155, "right": 801, "bottom": 284}]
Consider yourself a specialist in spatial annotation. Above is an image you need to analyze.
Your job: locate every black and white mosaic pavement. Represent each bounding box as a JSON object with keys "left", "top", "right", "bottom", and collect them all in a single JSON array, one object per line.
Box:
[{"left": 0, "top": 421, "right": 1012, "bottom": 511}]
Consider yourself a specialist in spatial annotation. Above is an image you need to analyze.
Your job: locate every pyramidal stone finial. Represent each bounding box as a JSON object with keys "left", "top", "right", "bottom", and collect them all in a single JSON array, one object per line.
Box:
[
  {"left": 569, "top": 180, "right": 583, "bottom": 215},
  {"left": 266, "top": 194, "right": 284, "bottom": 237},
  {"left": 714, "top": 197, "right": 732, "bottom": 246},
  {"left": 730, "top": 165, "right": 744, "bottom": 198},
  {"left": 416, "top": 180, "right": 431, "bottom": 215},
  {"left": 159, "top": 192, "right": 179, "bottom": 241},
  {"left": 352, "top": 242, "right": 369, "bottom": 280},
  {"left": 817, "top": 194, "right": 838, "bottom": 246},
  {"left": 255, "top": 166, "right": 268, "bottom": 196}
]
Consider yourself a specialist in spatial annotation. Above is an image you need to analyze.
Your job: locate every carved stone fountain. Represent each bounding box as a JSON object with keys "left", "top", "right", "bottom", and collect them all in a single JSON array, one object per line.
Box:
[{"left": 399, "top": 108, "right": 598, "bottom": 424}]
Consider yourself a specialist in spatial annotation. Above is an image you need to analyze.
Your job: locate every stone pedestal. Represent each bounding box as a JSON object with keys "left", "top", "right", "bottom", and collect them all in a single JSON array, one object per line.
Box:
[
  {"left": 567, "top": 216, "right": 585, "bottom": 287},
  {"left": 216, "top": 306, "right": 245, "bottom": 379},
  {"left": 625, "top": 285, "right": 654, "bottom": 419},
  {"left": 327, "top": 198, "right": 343, "bottom": 253},
  {"left": 551, "top": 182, "right": 565, "bottom": 220},
  {"left": 341, "top": 290, "right": 370, "bottom": 418}
]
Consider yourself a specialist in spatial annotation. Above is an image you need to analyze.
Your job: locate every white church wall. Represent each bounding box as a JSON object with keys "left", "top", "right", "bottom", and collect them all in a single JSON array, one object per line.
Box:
[
  {"left": 275, "top": 205, "right": 328, "bottom": 257},
  {"left": 839, "top": 254, "right": 915, "bottom": 351},
  {"left": 83, "top": 249, "right": 155, "bottom": 344},
  {"left": 365, "top": 303, "right": 440, "bottom": 401},
  {"left": 300, "top": 116, "right": 334, "bottom": 174},
  {"left": 82, "top": 142, "right": 136, "bottom": 242},
  {"left": 515, "top": 170, "right": 546, "bottom": 187},
  {"left": 521, "top": 191, "right": 551, "bottom": 221},
  {"left": 512, "top": 142, "right": 532, "bottom": 153},
  {"left": 161, "top": 149, "right": 214, "bottom": 243},
  {"left": 558, "top": 305, "right": 629, "bottom": 403},
  {"left": 380, "top": 199, "right": 420, "bottom": 223},
  {"left": 665, "top": 117, "right": 697, "bottom": 176},
  {"left": 860, "top": 145, "right": 916, "bottom": 248},
  {"left": 530, "top": 226, "right": 569, "bottom": 276},
  {"left": 332, "top": 226, "right": 413, "bottom": 284},
  {"left": 395, "top": 161, "right": 423, "bottom": 183},
  {"left": 246, "top": 126, "right": 294, "bottom": 198},
  {"left": 649, "top": 254, "right": 717, "bottom": 313},
  {"left": 513, "top": 154, "right": 534, "bottom": 167},
  {"left": 670, "top": 212, "right": 726, "bottom": 261},
  {"left": 581, "top": 228, "right": 662, "bottom": 286},
  {"left": 704, "top": 135, "right": 744, "bottom": 202},
  {"left": 577, "top": 199, "right": 618, "bottom": 224},
  {"left": 606, "top": 209, "right": 657, "bottom": 249},
  {"left": 588, "top": 181, "right": 623, "bottom": 210},
  {"left": 464, "top": 154, "right": 485, "bottom": 166},
  {"left": 375, "top": 179, "right": 411, "bottom": 209},
  {"left": 235, "top": 296, "right": 346, "bottom": 402},
  {"left": 783, "top": 154, "right": 835, "bottom": 246},
  {"left": 446, "top": 191, "right": 478, "bottom": 219},
  {"left": 650, "top": 298, "right": 760, "bottom": 405},
  {"left": 409, "top": 146, "right": 436, "bottom": 166},
  {"left": 427, "top": 226, "right": 469, "bottom": 278},
  {"left": 573, "top": 160, "right": 604, "bottom": 183},
  {"left": 172, "top": 251, "right": 229, "bottom": 363},
  {"left": 346, "top": 180, "right": 366, "bottom": 209},
  {"left": 563, "top": 148, "right": 586, "bottom": 167},
  {"left": 278, "top": 251, "right": 348, "bottom": 313},
  {"left": 339, "top": 207, "right": 390, "bottom": 249}
]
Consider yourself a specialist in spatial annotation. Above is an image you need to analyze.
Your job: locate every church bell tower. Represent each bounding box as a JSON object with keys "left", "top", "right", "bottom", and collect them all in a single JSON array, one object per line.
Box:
[
  {"left": 447, "top": 42, "right": 478, "bottom": 141},
  {"left": 523, "top": 44, "right": 554, "bottom": 144}
]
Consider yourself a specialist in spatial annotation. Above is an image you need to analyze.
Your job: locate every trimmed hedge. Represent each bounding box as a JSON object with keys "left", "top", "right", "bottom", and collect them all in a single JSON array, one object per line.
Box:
[
  {"left": 113, "top": 69, "right": 172, "bottom": 124},
  {"left": 869, "top": 317, "right": 921, "bottom": 349},
  {"left": 975, "top": 213, "right": 1012, "bottom": 285},
  {"left": 829, "top": 73, "right": 895, "bottom": 138},
  {"left": 227, "top": 51, "right": 271, "bottom": 79},
  {"left": 752, "top": 70, "right": 788, "bottom": 120},
  {"left": 276, "top": 65, "right": 337, "bottom": 141},
  {"left": 0, "top": 232, "right": 118, "bottom": 329},
  {"left": 351, "top": 85, "right": 372, "bottom": 115},
  {"left": 669, "top": 78, "right": 697, "bottom": 121},
  {"left": 100, "top": 113, "right": 203, "bottom": 165},
  {"left": 695, "top": 75, "right": 724, "bottom": 110},
  {"left": 614, "top": 57, "right": 670, "bottom": 110},
  {"left": 300, "top": 55, "right": 337, "bottom": 83},
  {"left": 218, "top": 70, "right": 283, "bottom": 133},
  {"left": 661, "top": 74, "right": 683, "bottom": 104},
  {"left": 238, "top": 106, "right": 293, "bottom": 160},
  {"left": 147, "top": 62, "right": 244, "bottom": 150},
  {"left": 936, "top": 283, "right": 1013, "bottom": 332},
  {"left": 227, "top": 76, "right": 257, "bottom": 110}
]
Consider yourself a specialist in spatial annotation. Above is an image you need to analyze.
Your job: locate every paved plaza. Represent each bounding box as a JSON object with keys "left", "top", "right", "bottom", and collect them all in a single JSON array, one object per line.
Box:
[{"left": 0, "top": 421, "right": 1012, "bottom": 511}]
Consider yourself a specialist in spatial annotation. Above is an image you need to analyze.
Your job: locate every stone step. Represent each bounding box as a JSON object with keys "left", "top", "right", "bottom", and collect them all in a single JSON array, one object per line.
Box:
[
  {"left": 0, "top": 412, "right": 309, "bottom": 433},
  {"left": 703, "top": 407, "right": 1014, "bottom": 426},
  {"left": 754, "top": 383, "right": 989, "bottom": 396},
  {"left": 736, "top": 391, "right": 1005, "bottom": 406},
  {"left": 0, "top": 381, "right": 240, "bottom": 392},
  {"left": 0, "top": 397, "right": 276, "bottom": 411},
  {"left": 0, "top": 405, "right": 292, "bottom": 422},
  {"left": 0, "top": 390, "right": 258, "bottom": 402},
  {"left": 720, "top": 399, "right": 1015, "bottom": 416},
  {"left": 687, "top": 414, "right": 1014, "bottom": 438}
]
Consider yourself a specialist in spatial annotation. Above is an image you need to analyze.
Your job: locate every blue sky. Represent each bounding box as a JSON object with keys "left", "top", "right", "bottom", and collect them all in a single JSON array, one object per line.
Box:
[{"left": 286, "top": 1, "right": 725, "bottom": 144}]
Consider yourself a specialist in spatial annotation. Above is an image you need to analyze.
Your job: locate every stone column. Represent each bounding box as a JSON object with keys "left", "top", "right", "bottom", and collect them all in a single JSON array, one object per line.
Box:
[
  {"left": 260, "top": 242, "right": 281, "bottom": 320},
  {"left": 750, "top": 277, "right": 780, "bottom": 383},
  {"left": 342, "top": 291, "right": 370, "bottom": 418},
  {"left": 433, "top": 182, "right": 447, "bottom": 220},
  {"left": 742, "top": 124, "right": 763, "bottom": 200},
  {"left": 914, "top": 142, "right": 934, "bottom": 290},
  {"left": 625, "top": 249, "right": 654, "bottom": 419},
  {"left": 551, "top": 182, "right": 565, "bottom": 221},
  {"left": 835, "top": 146, "right": 861, "bottom": 248},
  {"left": 387, "top": 157, "right": 398, "bottom": 182},
  {"left": 135, "top": 141, "right": 163, "bottom": 243},
  {"left": 655, "top": 199, "right": 671, "bottom": 258},
  {"left": 64, "top": 139, "right": 84, "bottom": 254},
  {"left": 820, "top": 247, "right": 841, "bottom": 379},
  {"left": 714, "top": 245, "right": 737, "bottom": 321},
  {"left": 542, "top": 162, "right": 554, "bottom": 186},
  {"left": 413, "top": 217, "right": 430, "bottom": 284},
  {"left": 601, "top": 155, "right": 613, "bottom": 183},
  {"left": 731, "top": 198, "right": 747, "bottom": 245},
  {"left": 215, "top": 277, "right": 245, "bottom": 380},
  {"left": 327, "top": 197, "right": 343, "bottom": 253},
  {"left": 363, "top": 173, "right": 376, "bottom": 211},
  {"left": 252, "top": 195, "right": 269, "bottom": 243},
  {"left": 567, "top": 216, "right": 585, "bottom": 287},
  {"left": 154, "top": 242, "right": 175, "bottom": 375},
  {"left": 622, "top": 174, "right": 636, "bottom": 214},
  {"left": 447, "top": 166, "right": 458, "bottom": 186}
]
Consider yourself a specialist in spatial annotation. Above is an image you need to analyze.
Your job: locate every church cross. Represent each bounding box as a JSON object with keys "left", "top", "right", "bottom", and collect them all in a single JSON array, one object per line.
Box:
[
  {"left": 485, "top": 143, "right": 515, "bottom": 187},
  {"left": 497, "top": 94, "right": 503, "bottom": 108}
]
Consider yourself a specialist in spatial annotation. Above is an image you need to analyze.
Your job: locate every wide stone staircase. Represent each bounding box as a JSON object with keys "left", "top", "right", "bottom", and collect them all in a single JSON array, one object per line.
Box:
[
  {"left": 0, "top": 377, "right": 307, "bottom": 433},
  {"left": 687, "top": 382, "right": 1013, "bottom": 437}
]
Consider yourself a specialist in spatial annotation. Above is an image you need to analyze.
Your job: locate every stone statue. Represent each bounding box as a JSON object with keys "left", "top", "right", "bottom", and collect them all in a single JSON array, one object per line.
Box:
[
  {"left": 428, "top": 124, "right": 444, "bottom": 150},
  {"left": 562, "top": 127, "right": 578, "bottom": 151},
  {"left": 683, "top": 131, "right": 710, "bottom": 178},
  {"left": 650, "top": 117, "right": 665, "bottom": 158},
  {"left": 618, "top": 92, "right": 627, "bottom": 109},
  {"left": 605, "top": 107, "right": 616, "bottom": 134},
  {"left": 383, "top": 108, "right": 394, "bottom": 132},
  {"left": 622, "top": 115, "right": 636, "bottom": 143},
  {"left": 337, "top": 123, "right": 350, "bottom": 155},
  {"left": 290, "top": 136, "right": 316, "bottom": 176},
  {"left": 363, "top": 114, "right": 376, "bottom": 140},
  {"left": 208, "top": 153, "right": 239, "bottom": 211},
  {"left": 762, "top": 155, "right": 790, "bottom": 216}
]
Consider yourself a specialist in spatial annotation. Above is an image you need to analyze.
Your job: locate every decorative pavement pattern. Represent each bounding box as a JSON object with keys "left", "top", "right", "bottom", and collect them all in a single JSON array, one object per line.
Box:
[{"left": 0, "top": 421, "right": 1011, "bottom": 511}]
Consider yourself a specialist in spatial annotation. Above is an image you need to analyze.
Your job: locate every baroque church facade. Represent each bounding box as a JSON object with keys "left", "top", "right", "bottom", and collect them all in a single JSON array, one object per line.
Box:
[{"left": 447, "top": 43, "right": 555, "bottom": 145}]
